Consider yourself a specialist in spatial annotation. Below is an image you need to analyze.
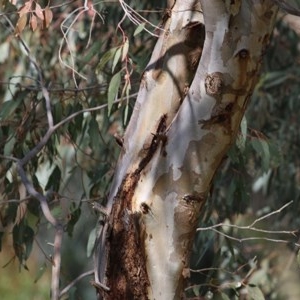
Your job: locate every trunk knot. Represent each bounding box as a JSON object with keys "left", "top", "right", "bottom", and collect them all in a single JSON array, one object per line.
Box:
[{"left": 205, "top": 72, "right": 224, "bottom": 96}]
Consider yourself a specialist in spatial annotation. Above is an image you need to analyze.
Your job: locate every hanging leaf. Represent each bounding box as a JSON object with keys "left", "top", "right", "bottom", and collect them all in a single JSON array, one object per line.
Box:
[
  {"left": 112, "top": 47, "right": 122, "bottom": 72},
  {"left": 13, "top": 222, "right": 34, "bottom": 266},
  {"left": 0, "top": 42, "right": 10, "bottom": 63},
  {"left": 134, "top": 22, "right": 146, "bottom": 36},
  {"left": 122, "top": 81, "right": 131, "bottom": 124},
  {"left": 66, "top": 204, "right": 81, "bottom": 237},
  {"left": 220, "top": 292, "right": 231, "bottom": 300},
  {"left": 30, "top": 14, "right": 38, "bottom": 31},
  {"left": 35, "top": 3, "right": 44, "bottom": 20},
  {"left": 34, "top": 262, "right": 47, "bottom": 283},
  {"left": 246, "top": 285, "right": 265, "bottom": 300},
  {"left": 88, "top": 117, "right": 100, "bottom": 152},
  {"left": 15, "top": 14, "right": 28, "bottom": 36},
  {"left": 81, "top": 40, "right": 102, "bottom": 65},
  {"left": 251, "top": 138, "right": 270, "bottom": 172},
  {"left": 87, "top": 228, "right": 97, "bottom": 257},
  {"left": 236, "top": 115, "right": 247, "bottom": 151},
  {"left": 107, "top": 71, "right": 121, "bottom": 115},
  {"left": 263, "top": 71, "right": 289, "bottom": 89},
  {"left": 18, "top": 1, "right": 32, "bottom": 17},
  {"left": 15, "top": 201, "right": 27, "bottom": 226},
  {"left": 0, "top": 98, "right": 22, "bottom": 120},
  {"left": 96, "top": 47, "right": 119, "bottom": 72},
  {"left": 45, "top": 165, "right": 61, "bottom": 192},
  {"left": 44, "top": 6, "right": 53, "bottom": 28},
  {"left": 122, "top": 38, "right": 129, "bottom": 61}
]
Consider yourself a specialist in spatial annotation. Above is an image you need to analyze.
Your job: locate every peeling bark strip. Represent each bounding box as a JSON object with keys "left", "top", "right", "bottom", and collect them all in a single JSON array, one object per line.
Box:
[
  {"left": 95, "top": 1, "right": 279, "bottom": 299},
  {"left": 101, "top": 115, "right": 168, "bottom": 299}
]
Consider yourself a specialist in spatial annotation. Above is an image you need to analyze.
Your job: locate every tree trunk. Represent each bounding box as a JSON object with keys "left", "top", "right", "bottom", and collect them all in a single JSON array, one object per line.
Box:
[{"left": 94, "top": 1, "right": 278, "bottom": 299}]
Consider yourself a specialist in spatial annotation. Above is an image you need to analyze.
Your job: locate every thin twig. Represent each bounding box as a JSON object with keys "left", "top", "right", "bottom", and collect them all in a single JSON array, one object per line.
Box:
[
  {"left": 58, "top": 2, "right": 105, "bottom": 85},
  {"left": 90, "top": 280, "right": 110, "bottom": 292},
  {"left": 211, "top": 228, "right": 300, "bottom": 247},
  {"left": 53, "top": 93, "right": 137, "bottom": 131},
  {"left": 249, "top": 200, "right": 293, "bottom": 227},
  {"left": 119, "top": 0, "right": 162, "bottom": 37},
  {"left": 59, "top": 270, "right": 94, "bottom": 297},
  {"left": 197, "top": 201, "right": 296, "bottom": 237},
  {"left": 34, "top": 237, "right": 53, "bottom": 264}
]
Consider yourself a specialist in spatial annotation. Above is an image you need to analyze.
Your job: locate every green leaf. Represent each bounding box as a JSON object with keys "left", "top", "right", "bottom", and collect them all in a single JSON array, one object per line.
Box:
[
  {"left": 52, "top": 101, "right": 63, "bottom": 125},
  {"left": 0, "top": 98, "right": 22, "bottom": 121},
  {"left": 4, "top": 135, "right": 16, "bottom": 157},
  {"left": 0, "top": 42, "right": 9, "bottom": 63},
  {"left": 107, "top": 71, "right": 121, "bottom": 115},
  {"left": 268, "top": 141, "right": 282, "bottom": 167},
  {"left": 45, "top": 165, "right": 61, "bottom": 192},
  {"left": 123, "top": 103, "right": 129, "bottom": 125},
  {"left": 134, "top": 22, "right": 146, "bottom": 36},
  {"left": 86, "top": 228, "right": 97, "bottom": 257},
  {"left": 220, "top": 292, "right": 230, "bottom": 300},
  {"left": 81, "top": 40, "right": 102, "bottom": 65},
  {"left": 251, "top": 138, "right": 270, "bottom": 172},
  {"left": 66, "top": 204, "right": 81, "bottom": 237},
  {"left": 237, "top": 115, "right": 247, "bottom": 151},
  {"left": 122, "top": 38, "right": 129, "bottom": 61},
  {"left": 96, "top": 47, "right": 118, "bottom": 73},
  {"left": 88, "top": 117, "right": 99, "bottom": 152},
  {"left": 112, "top": 47, "right": 122, "bottom": 72},
  {"left": 13, "top": 222, "right": 34, "bottom": 265},
  {"left": 263, "top": 71, "right": 289, "bottom": 89},
  {"left": 246, "top": 285, "right": 265, "bottom": 300},
  {"left": 34, "top": 262, "right": 47, "bottom": 283}
]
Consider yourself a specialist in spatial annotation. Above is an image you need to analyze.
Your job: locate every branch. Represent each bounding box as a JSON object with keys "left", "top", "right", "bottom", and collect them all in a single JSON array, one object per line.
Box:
[
  {"left": 272, "top": 0, "right": 300, "bottom": 16},
  {"left": 16, "top": 161, "right": 58, "bottom": 226},
  {"left": 119, "top": 0, "right": 162, "bottom": 37},
  {"left": 59, "top": 270, "right": 94, "bottom": 298},
  {"left": 51, "top": 225, "right": 64, "bottom": 300},
  {"left": 58, "top": 2, "right": 105, "bottom": 85},
  {"left": 53, "top": 93, "right": 137, "bottom": 131},
  {"left": 197, "top": 201, "right": 299, "bottom": 245},
  {"left": 211, "top": 228, "right": 300, "bottom": 247}
]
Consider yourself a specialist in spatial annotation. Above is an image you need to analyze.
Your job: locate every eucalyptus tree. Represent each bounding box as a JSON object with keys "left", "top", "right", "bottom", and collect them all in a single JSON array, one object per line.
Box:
[
  {"left": 1, "top": 0, "right": 299, "bottom": 299},
  {"left": 94, "top": 1, "right": 280, "bottom": 299}
]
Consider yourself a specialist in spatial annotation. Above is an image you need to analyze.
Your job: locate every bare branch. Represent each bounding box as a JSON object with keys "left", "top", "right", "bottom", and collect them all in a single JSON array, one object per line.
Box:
[
  {"left": 16, "top": 162, "right": 58, "bottom": 226},
  {"left": 53, "top": 93, "right": 137, "bottom": 131},
  {"left": 59, "top": 270, "right": 94, "bottom": 298},
  {"left": 58, "top": 2, "right": 105, "bottom": 85},
  {"left": 197, "top": 201, "right": 299, "bottom": 248},
  {"left": 249, "top": 200, "right": 293, "bottom": 227},
  {"left": 211, "top": 228, "right": 300, "bottom": 247},
  {"left": 90, "top": 279, "right": 110, "bottom": 292},
  {"left": 51, "top": 225, "right": 64, "bottom": 300},
  {"left": 272, "top": 0, "right": 300, "bottom": 16},
  {"left": 118, "top": 0, "right": 162, "bottom": 37}
]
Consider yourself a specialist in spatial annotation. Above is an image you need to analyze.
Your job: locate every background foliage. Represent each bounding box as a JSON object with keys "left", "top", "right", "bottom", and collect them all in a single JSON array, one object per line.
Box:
[{"left": 0, "top": 1, "right": 299, "bottom": 299}]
